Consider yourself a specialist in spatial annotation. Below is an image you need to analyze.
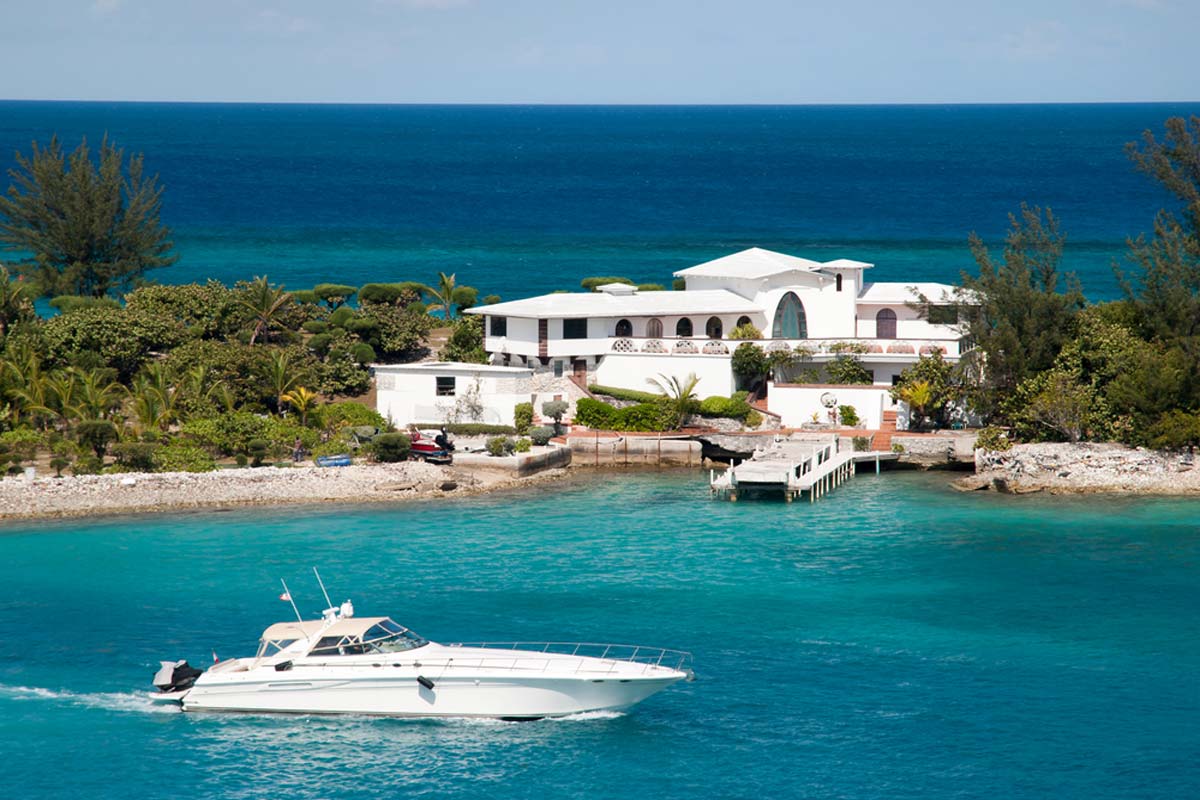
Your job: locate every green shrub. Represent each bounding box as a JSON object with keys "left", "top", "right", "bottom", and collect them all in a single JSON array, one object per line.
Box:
[
  {"left": 373, "top": 432, "right": 412, "bottom": 462},
  {"left": 111, "top": 442, "right": 159, "bottom": 472},
  {"left": 974, "top": 426, "right": 1012, "bottom": 452},
  {"left": 514, "top": 402, "right": 533, "bottom": 435},
  {"left": 541, "top": 400, "right": 569, "bottom": 428},
  {"left": 891, "top": 442, "right": 906, "bottom": 453},
  {"left": 744, "top": 410, "right": 764, "bottom": 429},
  {"left": 235, "top": 454, "right": 248, "bottom": 467},
  {"left": 247, "top": 439, "right": 270, "bottom": 467},
  {"left": 350, "top": 342, "right": 376, "bottom": 364},
  {"left": 588, "top": 385, "right": 663, "bottom": 404},
  {"left": 698, "top": 395, "right": 752, "bottom": 419},
  {"left": 528, "top": 426, "right": 555, "bottom": 446},
  {"left": 292, "top": 289, "right": 319, "bottom": 305},
  {"left": 852, "top": 436, "right": 871, "bottom": 452},
  {"left": 313, "top": 283, "right": 358, "bottom": 308},
  {"left": 49, "top": 456, "right": 70, "bottom": 477},
  {"left": 318, "top": 401, "right": 388, "bottom": 432},
  {"left": 573, "top": 398, "right": 671, "bottom": 432},
  {"left": 0, "top": 429, "right": 43, "bottom": 461},
  {"left": 75, "top": 419, "right": 118, "bottom": 458},
  {"left": 730, "top": 322, "right": 763, "bottom": 340},
  {"left": 487, "top": 436, "right": 515, "bottom": 456},
  {"left": 329, "top": 306, "right": 355, "bottom": 328},
  {"left": 154, "top": 444, "right": 217, "bottom": 473},
  {"left": 307, "top": 332, "right": 334, "bottom": 357},
  {"left": 311, "top": 436, "right": 355, "bottom": 458},
  {"left": 302, "top": 320, "right": 329, "bottom": 335},
  {"left": 71, "top": 455, "right": 103, "bottom": 476},
  {"left": 838, "top": 405, "right": 861, "bottom": 427},
  {"left": 180, "top": 412, "right": 272, "bottom": 456},
  {"left": 514, "top": 438, "right": 532, "bottom": 453}
]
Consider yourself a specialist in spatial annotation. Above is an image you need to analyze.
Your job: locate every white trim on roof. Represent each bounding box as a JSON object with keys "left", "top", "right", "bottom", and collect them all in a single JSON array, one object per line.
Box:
[
  {"left": 465, "top": 289, "right": 760, "bottom": 320},
  {"left": 673, "top": 247, "right": 874, "bottom": 280}
]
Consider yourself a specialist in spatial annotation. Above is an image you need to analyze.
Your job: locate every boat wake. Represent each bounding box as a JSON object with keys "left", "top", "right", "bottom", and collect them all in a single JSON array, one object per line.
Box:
[{"left": 0, "top": 683, "right": 175, "bottom": 714}]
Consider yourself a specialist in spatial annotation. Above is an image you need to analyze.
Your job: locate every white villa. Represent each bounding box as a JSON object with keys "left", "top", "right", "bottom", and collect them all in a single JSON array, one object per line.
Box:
[{"left": 376, "top": 247, "right": 968, "bottom": 431}]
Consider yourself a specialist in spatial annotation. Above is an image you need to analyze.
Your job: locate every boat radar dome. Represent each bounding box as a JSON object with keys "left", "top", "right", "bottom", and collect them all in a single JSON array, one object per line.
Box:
[{"left": 340, "top": 600, "right": 354, "bottom": 618}]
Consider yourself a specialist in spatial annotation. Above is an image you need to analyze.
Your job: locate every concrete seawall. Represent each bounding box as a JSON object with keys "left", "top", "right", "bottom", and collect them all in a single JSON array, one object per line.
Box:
[{"left": 567, "top": 434, "right": 703, "bottom": 466}]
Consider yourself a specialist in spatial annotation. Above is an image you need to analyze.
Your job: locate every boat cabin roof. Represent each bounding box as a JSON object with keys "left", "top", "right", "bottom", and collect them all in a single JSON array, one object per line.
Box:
[{"left": 261, "top": 616, "right": 391, "bottom": 642}]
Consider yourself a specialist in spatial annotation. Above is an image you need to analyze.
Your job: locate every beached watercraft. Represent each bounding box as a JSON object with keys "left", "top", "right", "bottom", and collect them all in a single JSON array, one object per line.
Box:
[{"left": 153, "top": 591, "right": 692, "bottom": 719}]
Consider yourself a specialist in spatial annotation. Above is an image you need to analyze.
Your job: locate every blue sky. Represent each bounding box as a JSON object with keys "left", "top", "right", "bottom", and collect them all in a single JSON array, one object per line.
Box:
[{"left": 1, "top": 0, "right": 1194, "bottom": 103}]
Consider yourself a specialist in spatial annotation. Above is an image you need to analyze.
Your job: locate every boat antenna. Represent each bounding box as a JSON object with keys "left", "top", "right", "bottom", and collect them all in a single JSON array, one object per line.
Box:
[
  {"left": 280, "top": 578, "right": 303, "bottom": 623},
  {"left": 313, "top": 567, "right": 334, "bottom": 610}
]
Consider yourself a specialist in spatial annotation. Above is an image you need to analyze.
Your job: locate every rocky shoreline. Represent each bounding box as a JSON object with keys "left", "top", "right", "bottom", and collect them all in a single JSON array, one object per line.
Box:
[
  {"left": 954, "top": 442, "right": 1200, "bottom": 495},
  {"left": 0, "top": 461, "right": 566, "bottom": 521}
]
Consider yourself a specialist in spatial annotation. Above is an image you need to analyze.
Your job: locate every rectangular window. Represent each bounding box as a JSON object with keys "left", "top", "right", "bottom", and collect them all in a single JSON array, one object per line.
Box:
[
  {"left": 435, "top": 376, "right": 456, "bottom": 397},
  {"left": 489, "top": 316, "right": 507, "bottom": 337},
  {"left": 553, "top": 360, "right": 563, "bottom": 378},
  {"left": 562, "top": 318, "right": 588, "bottom": 339},
  {"left": 928, "top": 305, "right": 958, "bottom": 325},
  {"left": 891, "top": 374, "right": 902, "bottom": 386}
]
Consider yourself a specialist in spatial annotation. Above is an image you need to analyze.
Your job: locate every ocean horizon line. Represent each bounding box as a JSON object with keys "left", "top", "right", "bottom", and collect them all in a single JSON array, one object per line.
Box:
[{"left": 1, "top": 98, "right": 1198, "bottom": 109}]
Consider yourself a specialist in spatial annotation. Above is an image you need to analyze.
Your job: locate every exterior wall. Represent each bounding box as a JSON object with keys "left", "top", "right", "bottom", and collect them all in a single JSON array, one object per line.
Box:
[
  {"left": 767, "top": 383, "right": 894, "bottom": 430},
  {"left": 856, "top": 302, "right": 960, "bottom": 340},
  {"left": 375, "top": 366, "right": 533, "bottom": 427},
  {"left": 594, "top": 352, "right": 736, "bottom": 398}
]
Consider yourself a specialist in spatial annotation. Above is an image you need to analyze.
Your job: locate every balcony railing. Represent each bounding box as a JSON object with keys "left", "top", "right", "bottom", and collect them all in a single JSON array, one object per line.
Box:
[{"left": 608, "top": 336, "right": 967, "bottom": 357}]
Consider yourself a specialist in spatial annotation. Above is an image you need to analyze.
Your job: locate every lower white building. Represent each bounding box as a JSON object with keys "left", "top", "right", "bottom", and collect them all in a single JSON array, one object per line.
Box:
[{"left": 373, "top": 362, "right": 534, "bottom": 428}]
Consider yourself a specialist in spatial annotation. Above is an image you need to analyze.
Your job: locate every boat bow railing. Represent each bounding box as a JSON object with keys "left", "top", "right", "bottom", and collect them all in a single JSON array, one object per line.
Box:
[{"left": 448, "top": 641, "right": 693, "bottom": 674}]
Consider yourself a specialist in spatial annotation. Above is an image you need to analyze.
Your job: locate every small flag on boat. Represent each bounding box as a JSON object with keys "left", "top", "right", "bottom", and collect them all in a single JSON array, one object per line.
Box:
[
  {"left": 212, "top": 650, "right": 219, "bottom": 664},
  {"left": 279, "top": 591, "right": 292, "bottom": 602}
]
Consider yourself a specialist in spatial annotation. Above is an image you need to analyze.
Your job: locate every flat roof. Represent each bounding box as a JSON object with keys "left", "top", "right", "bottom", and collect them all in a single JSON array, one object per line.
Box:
[
  {"left": 465, "top": 289, "right": 760, "bottom": 320},
  {"left": 673, "top": 247, "right": 874, "bottom": 280},
  {"left": 857, "top": 282, "right": 958, "bottom": 304},
  {"left": 371, "top": 361, "right": 532, "bottom": 375}
]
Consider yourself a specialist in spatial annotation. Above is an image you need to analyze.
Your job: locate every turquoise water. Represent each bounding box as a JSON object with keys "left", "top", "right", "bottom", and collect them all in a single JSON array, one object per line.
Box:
[
  {"left": 4, "top": 102, "right": 1200, "bottom": 300},
  {"left": 1, "top": 470, "right": 1197, "bottom": 799}
]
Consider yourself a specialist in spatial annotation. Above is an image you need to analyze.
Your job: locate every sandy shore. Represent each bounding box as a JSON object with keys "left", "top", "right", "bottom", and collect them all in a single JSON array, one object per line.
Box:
[{"left": 0, "top": 462, "right": 565, "bottom": 521}]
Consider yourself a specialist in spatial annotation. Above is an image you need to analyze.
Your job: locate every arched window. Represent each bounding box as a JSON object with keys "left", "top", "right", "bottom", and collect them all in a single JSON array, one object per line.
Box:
[
  {"left": 676, "top": 318, "right": 693, "bottom": 338},
  {"left": 615, "top": 319, "right": 633, "bottom": 337},
  {"left": 771, "top": 292, "right": 808, "bottom": 339},
  {"left": 705, "top": 316, "right": 723, "bottom": 339},
  {"left": 876, "top": 308, "right": 897, "bottom": 339},
  {"left": 646, "top": 318, "right": 663, "bottom": 338},
  {"left": 835, "top": 274, "right": 843, "bottom": 292},
  {"left": 736, "top": 315, "right": 752, "bottom": 328}
]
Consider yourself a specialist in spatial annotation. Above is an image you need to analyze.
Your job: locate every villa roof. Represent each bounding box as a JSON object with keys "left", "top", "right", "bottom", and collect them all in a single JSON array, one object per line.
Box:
[
  {"left": 673, "top": 248, "right": 874, "bottom": 280},
  {"left": 465, "top": 289, "right": 760, "bottom": 320},
  {"left": 857, "top": 282, "right": 959, "bottom": 304}
]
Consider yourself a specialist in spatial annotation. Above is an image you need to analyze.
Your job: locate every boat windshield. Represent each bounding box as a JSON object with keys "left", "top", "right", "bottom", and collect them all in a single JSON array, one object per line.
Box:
[
  {"left": 308, "top": 619, "right": 428, "bottom": 657},
  {"left": 255, "top": 638, "right": 299, "bottom": 658}
]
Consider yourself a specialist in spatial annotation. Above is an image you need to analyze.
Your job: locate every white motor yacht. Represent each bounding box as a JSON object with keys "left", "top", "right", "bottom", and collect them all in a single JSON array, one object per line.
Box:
[{"left": 152, "top": 600, "right": 692, "bottom": 719}]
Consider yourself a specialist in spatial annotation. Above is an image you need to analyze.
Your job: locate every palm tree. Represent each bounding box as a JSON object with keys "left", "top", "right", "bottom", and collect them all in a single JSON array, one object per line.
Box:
[
  {"left": 71, "top": 367, "right": 128, "bottom": 421},
  {"left": 425, "top": 271, "right": 457, "bottom": 321},
  {"left": 41, "top": 370, "right": 82, "bottom": 429},
  {"left": 130, "top": 364, "right": 178, "bottom": 432},
  {"left": 647, "top": 372, "right": 702, "bottom": 430},
  {"left": 259, "top": 350, "right": 301, "bottom": 412},
  {"left": 898, "top": 380, "right": 934, "bottom": 430},
  {"left": 280, "top": 386, "right": 319, "bottom": 426},
  {"left": 238, "top": 276, "right": 292, "bottom": 345}
]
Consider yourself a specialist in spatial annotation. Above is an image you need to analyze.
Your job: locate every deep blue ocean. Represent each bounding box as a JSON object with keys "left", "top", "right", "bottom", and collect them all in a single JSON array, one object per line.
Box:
[
  {"left": 2, "top": 102, "right": 1199, "bottom": 300},
  {"left": 1, "top": 471, "right": 1197, "bottom": 799}
]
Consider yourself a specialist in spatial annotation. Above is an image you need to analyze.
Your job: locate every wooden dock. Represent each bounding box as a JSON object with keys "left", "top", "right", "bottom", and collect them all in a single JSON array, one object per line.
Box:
[{"left": 710, "top": 434, "right": 897, "bottom": 502}]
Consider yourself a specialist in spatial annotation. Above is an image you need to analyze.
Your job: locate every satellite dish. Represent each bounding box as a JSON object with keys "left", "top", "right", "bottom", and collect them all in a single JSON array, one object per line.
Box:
[{"left": 819, "top": 392, "right": 838, "bottom": 408}]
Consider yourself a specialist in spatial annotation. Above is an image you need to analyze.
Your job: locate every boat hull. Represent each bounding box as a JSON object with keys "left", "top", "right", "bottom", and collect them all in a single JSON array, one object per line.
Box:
[{"left": 180, "top": 673, "right": 681, "bottom": 718}]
